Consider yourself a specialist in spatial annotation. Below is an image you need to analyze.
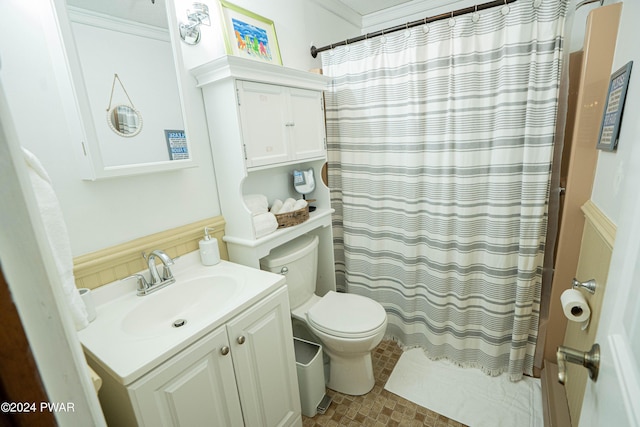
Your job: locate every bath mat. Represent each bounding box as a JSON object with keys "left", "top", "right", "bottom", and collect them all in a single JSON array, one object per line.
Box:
[{"left": 384, "top": 348, "right": 543, "bottom": 427}]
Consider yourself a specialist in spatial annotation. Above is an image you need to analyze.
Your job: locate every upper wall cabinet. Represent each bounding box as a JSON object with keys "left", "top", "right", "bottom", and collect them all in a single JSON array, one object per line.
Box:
[
  {"left": 53, "top": 2, "right": 195, "bottom": 180},
  {"left": 238, "top": 81, "right": 326, "bottom": 169}
]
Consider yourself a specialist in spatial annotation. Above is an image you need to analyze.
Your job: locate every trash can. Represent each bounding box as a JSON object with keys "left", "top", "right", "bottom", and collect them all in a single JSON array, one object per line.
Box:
[{"left": 294, "top": 337, "right": 326, "bottom": 417}]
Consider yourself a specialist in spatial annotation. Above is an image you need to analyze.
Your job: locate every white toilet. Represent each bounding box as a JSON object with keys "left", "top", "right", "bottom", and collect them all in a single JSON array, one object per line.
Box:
[{"left": 261, "top": 234, "right": 387, "bottom": 396}]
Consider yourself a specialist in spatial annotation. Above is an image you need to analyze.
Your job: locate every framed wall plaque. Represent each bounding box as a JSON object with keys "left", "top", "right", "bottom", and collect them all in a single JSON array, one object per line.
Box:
[{"left": 596, "top": 61, "right": 633, "bottom": 151}]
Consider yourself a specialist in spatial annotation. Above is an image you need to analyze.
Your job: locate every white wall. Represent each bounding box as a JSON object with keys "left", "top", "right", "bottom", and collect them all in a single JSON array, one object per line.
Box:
[
  {"left": 174, "top": 0, "right": 359, "bottom": 71},
  {"left": 1, "top": 0, "right": 357, "bottom": 257},
  {"left": 591, "top": 0, "right": 637, "bottom": 225}
]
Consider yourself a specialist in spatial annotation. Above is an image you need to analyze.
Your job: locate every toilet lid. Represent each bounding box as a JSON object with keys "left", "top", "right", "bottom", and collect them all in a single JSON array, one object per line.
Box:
[{"left": 307, "top": 291, "right": 387, "bottom": 338}]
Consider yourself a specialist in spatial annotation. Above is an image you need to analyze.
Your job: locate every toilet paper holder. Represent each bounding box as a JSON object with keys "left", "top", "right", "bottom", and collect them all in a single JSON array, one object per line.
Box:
[{"left": 572, "top": 278, "right": 596, "bottom": 294}]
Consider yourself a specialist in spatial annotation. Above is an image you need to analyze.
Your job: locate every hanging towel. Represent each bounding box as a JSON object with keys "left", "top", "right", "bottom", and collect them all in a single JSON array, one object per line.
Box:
[
  {"left": 23, "top": 148, "right": 89, "bottom": 331},
  {"left": 244, "top": 194, "right": 269, "bottom": 215},
  {"left": 253, "top": 212, "right": 278, "bottom": 238}
]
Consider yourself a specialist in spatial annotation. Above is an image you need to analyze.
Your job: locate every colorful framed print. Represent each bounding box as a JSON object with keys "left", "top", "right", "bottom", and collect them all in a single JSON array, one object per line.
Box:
[
  {"left": 218, "top": 1, "right": 282, "bottom": 65},
  {"left": 596, "top": 61, "right": 633, "bottom": 151}
]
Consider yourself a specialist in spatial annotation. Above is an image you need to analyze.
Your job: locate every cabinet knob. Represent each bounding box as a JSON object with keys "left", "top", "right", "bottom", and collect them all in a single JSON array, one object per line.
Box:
[
  {"left": 285, "top": 122, "right": 295, "bottom": 127},
  {"left": 220, "top": 346, "right": 230, "bottom": 356},
  {"left": 237, "top": 335, "right": 246, "bottom": 345}
]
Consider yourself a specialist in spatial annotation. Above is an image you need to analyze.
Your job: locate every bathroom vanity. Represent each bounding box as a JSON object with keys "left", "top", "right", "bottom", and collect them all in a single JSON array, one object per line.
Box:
[{"left": 78, "top": 252, "right": 302, "bottom": 426}]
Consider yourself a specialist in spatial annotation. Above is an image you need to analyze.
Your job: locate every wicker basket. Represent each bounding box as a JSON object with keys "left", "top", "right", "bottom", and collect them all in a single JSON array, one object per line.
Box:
[{"left": 273, "top": 203, "right": 309, "bottom": 228}]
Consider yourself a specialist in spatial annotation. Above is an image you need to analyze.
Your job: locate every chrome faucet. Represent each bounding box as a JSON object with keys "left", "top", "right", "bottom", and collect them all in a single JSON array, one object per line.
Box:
[
  {"left": 126, "top": 250, "right": 175, "bottom": 296},
  {"left": 147, "top": 249, "right": 175, "bottom": 285},
  {"left": 124, "top": 250, "right": 176, "bottom": 296}
]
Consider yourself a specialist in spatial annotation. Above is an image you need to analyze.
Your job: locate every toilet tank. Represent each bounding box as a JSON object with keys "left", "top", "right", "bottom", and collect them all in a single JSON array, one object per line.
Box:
[{"left": 260, "top": 234, "right": 319, "bottom": 309}]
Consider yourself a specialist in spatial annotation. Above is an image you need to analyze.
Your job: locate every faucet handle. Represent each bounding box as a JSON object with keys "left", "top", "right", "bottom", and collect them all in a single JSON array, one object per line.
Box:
[
  {"left": 125, "top": 273, "right": 150, "bottom": 295},
  {"left": 160, "top": 265, "right": 174, "bottom": 281}
]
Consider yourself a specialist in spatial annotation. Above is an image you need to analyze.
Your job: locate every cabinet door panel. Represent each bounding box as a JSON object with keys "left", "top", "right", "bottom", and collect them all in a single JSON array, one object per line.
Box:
[
  {"left": 129, "top": 326, "right": 243, "bottom": 427},
  {"left": 238, "top": 81, "right": 290, "bottom": 168},
  {"left": 228, "top": 288, "right": 301, "bottom": 426},
  {"left": 289, "top": 88, "right": 326, "bottom": 161}
]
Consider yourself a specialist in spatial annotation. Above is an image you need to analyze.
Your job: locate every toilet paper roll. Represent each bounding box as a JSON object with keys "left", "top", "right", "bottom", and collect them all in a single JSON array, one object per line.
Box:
[{"left": 560, "top": 289, "right": 591, "bottom": 322}]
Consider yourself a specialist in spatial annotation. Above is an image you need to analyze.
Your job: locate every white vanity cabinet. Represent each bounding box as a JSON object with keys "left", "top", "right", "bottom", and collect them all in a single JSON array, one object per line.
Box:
[
  {"left": 238, "top": 81, "right": 326, "bottom": 169},
  {"left": 128, "top": 325, "right": 244, "bottom": 426},
  {"left": 88, "top": 284, "right": 301, "bottom": 427}
]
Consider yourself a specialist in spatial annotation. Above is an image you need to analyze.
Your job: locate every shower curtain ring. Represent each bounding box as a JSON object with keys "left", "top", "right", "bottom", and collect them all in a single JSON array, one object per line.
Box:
[
  {"left": 501, "top": 0, "right": 510, "bottom": 15},
  {"left": 472, "top": 4, "right": 480, "bottom": 22},
  {"left": 422, "top": 17, "right": 430, "bottom": 34}
]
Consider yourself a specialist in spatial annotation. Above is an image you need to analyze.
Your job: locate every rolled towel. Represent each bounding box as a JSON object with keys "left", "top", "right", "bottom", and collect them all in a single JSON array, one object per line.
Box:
[
  {"left": 280, "top": 198, "right": 297, "bottom": 214},
  {"left": 244, "top": 194, "right": 268, "bottom": 215},
  {"left": 293, "top": 199, "right": 308, "bottom": 211},
  {"left": 270, "top": 199, "right": 283, "bottom": 215},
  {"left": 253, "top": 212, "right": 278, "bottom": 238}
]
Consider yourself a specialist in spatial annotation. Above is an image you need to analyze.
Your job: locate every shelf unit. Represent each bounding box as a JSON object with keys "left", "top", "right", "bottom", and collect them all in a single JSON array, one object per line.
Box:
[{"left": 192, "top": 56, "right": 336, "bottom": 296}]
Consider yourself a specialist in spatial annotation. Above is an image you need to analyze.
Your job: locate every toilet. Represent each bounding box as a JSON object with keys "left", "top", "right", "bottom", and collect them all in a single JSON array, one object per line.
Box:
[{"left": 261, "top": 234, "right": 387, "bottom": 396}]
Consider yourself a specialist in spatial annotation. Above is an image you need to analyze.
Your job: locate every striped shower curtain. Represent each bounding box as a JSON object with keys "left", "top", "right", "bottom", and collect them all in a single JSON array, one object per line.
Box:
[{"left": 322, "top": 0, "right": 568, "bottom": 380}]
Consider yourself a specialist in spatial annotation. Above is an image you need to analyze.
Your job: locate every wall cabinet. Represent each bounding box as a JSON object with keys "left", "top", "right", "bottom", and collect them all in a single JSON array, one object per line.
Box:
[
  {"left": 191, "top": 56, "right": 337, "bottom": 296},
  {"left": 95, "top": 286, "right": 300, "bottom": 426},
  {"left": 238, "top": 81, "right": 326, "bottom": 169}
]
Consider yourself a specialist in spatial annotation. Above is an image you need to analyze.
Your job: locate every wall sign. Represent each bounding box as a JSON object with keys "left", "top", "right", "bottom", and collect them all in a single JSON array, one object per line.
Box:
[
  {"left": 596, "top": 61, "right": 633, "bottom": 152},
  {"left": 164, "top": 130, "right": 189, "bottom": 160}
]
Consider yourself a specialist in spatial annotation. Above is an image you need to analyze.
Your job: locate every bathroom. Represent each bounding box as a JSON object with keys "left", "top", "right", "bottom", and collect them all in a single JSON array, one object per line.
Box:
[{"left": 1, "top": 0, "right": 639, "bottom": 425}]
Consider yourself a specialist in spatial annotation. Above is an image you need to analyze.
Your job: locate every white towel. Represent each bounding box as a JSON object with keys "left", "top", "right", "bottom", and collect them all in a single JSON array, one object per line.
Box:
[
  {"left": 23, "top": 148, "right": 89, "bottom": 331},
  {"left": 279, "top": 198, "right": 297, "bottom": 214},
  {"left": 293, "top": 199, "right": 308, "bottom": 211},
  {"left": 243, "top": 194, "right": 268, "bottom": 215},
  {"left": 270, "top": 199, "right": 283, "bottom": 215},
  {"left": 253, "top": 212, "right": 278, "bottom": 238}
]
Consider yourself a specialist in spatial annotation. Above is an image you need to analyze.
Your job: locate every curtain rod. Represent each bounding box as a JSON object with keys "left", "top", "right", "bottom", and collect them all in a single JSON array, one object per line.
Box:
[
  {"left": 576, "top": 0, "right": 603, "bottom": 10},
  {"left": 310, "top": 0, "right": 517, "bottom": 58}
]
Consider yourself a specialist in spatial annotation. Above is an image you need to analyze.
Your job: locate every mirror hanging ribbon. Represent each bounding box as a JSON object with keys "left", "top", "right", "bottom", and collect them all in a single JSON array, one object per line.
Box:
[{"left": 106, "top": 73, "right": 143, "bottom": 137}]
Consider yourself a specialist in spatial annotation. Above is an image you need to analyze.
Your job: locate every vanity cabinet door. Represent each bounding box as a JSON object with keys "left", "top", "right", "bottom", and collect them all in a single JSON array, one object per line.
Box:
[
  {"left": 238, "top": 81, "right": 290, "bottom": 168},
  {"left": 227, "top": 287, "right": 301, "bottom": 426},
  {"left": 289, "top": 88, "right": 326, "bottom": 161},
  {"left": 128, "top": 325, "right": 243, "bottom": 427}
]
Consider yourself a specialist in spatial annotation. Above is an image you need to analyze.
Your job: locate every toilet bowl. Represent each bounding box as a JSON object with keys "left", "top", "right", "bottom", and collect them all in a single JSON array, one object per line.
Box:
[{"left": 261, "top": 234, "right": 387, "bottom": 396}]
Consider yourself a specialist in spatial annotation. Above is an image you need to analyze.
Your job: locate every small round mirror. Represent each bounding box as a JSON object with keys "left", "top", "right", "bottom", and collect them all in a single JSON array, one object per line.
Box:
[{"left": 107, "top": 105, "right": 143, "bottom": 137}]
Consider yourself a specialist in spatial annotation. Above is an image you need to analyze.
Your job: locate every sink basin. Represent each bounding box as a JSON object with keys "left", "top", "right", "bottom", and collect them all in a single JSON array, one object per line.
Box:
[{"left": 121, "top": 275, "right": 241, "bottom": 338}]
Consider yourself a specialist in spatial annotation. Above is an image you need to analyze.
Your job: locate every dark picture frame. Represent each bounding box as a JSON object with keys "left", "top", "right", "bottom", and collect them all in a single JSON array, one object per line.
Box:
[{"left": 596, "top": 61, "right": 633, "bottom": 151}]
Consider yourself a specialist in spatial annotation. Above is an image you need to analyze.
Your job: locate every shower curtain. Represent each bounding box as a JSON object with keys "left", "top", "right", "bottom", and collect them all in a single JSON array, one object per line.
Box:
[{"left": 322, "top": 0, "right": 569, "bottom": 380}]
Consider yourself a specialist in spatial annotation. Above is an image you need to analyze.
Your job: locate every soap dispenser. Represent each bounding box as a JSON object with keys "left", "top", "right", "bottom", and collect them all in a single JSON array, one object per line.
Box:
[{"left": 199, "top": 227, "right": 220, "bottom": 266}]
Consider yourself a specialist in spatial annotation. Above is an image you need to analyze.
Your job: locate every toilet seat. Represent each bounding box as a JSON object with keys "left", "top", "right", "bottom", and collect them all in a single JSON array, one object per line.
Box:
[{"left": 307, "top": 291, "right": 387, "bottom": 339}]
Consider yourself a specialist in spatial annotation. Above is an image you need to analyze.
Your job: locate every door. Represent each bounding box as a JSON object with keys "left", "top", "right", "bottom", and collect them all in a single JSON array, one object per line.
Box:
[
  {"left": 578, "top": 38, "right": 640, "bottom": 427},
  {"left": 227, "top": 287, "right": 301, "bottom": 426},
  {"left": 289, "top": 87, "right": 327, "bottom": 161},
  {"left": 237, "top": 81, "right": 290, "bottom": 168},
  {"left": 129, "top": 326, "right": 243, "bottom": 427},
  {"left": 578, "top": 177, "right": 640, "bottom": 426}
]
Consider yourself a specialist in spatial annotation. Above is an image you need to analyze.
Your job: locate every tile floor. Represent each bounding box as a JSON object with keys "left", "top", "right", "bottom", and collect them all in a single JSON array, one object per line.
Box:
[{"left": 302, "top": 340, "right": 467, "bottom": 427}]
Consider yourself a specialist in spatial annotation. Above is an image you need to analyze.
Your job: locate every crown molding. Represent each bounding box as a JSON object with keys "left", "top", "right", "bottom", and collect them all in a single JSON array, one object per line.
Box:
[
  {"left": 307, "top": 0, "right": 363, "bottom": 28},
  {"left": 362, "top": 0, "right": 472, "bottom": 32},
  {"left": 67, "top": 6, "right": 170, "bottom": 42}
]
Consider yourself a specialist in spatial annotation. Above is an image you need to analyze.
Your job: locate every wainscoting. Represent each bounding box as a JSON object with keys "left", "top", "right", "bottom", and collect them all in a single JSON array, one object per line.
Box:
[{"left": 73, "top": 217, "right": 227, "bottom": 290}]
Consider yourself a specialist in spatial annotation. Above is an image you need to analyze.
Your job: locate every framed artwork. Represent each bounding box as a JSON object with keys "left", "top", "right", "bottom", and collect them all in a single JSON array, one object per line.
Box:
[
  {"left": 596, "top": 61, "right": 633, "bottom": 151},
  {"left": 218, "top": 1, "right": 282, "bottom": 65}
]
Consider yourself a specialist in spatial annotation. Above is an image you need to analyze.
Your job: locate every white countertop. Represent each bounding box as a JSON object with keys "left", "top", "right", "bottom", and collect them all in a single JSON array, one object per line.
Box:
[{"left": 78, "top": 251, "right": 286, "bottom": 385}]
